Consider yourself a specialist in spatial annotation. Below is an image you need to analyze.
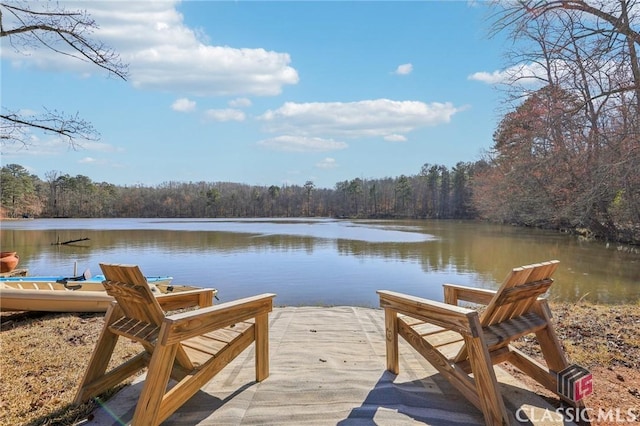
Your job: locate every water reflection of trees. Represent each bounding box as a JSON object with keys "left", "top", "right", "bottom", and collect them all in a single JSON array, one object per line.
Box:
[{"left": 3, "top": 220, "right": 638, "bottom": 303}]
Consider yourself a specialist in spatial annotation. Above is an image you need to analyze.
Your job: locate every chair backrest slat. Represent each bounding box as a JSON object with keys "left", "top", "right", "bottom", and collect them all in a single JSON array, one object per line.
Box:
[
  {"left": 496, "top": 279, "right": 553, "bottom": 304},
  {"left": 480, "top": 261, "right": 558, "bottom": 327},
  {"left": 100, "top": 263, "right": 166, "bottom": 327}
]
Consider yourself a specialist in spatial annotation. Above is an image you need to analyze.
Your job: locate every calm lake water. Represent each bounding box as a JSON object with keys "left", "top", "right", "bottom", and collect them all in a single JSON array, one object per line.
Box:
[{"left": 1, "top": 218, "right": 638, "bottom": 306}]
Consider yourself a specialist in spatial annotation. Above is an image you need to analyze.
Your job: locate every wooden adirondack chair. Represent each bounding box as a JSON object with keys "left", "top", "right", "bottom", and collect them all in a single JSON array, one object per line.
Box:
[
  {"left": 75, "top": 263, "right": 276, "bottom": 426},
  {"left": 378, "top": 260, "right": 579, "bottom": 425}
]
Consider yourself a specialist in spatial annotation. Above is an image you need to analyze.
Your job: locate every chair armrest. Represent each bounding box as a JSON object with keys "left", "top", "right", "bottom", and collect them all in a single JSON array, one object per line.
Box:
[
  {"left": 161, "top": 293, "right": 276, "bottom": 345},
  {"left": 443, "top": 284, "right": 496, "bottom": 306},
  {"left": 156, "top": 288, "right": 216, "bottom": 311},
  {"left": 377, "top": 290, "right": 477, "bottom": 336}
]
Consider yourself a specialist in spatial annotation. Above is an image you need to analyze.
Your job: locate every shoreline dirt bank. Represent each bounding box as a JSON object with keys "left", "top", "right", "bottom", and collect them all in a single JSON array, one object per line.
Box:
[{"left": 1, "top": 302, "right": 638, "bottom": 426}]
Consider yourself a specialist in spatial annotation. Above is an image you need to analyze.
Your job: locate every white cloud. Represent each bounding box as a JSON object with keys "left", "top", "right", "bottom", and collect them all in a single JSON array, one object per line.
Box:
[
  {"left": 2, "top": 132, "right": 121, "bottom": 157},
  {"left": 394, "top": 63, "right": 413, "bottom": 75},
  {"left": 470, "top": 58, "right": 629, "bottom": 94},
  {"left": 316, "top": 157, "right": 337, "bottom": 169},
  {"left": 1, "top": 1, "right": 299, "bottom": 97},
  {"left": 79, "top": 156, "right": 116, "bottom": 166},
  {"left": 204, "top": 108, "right": 246, "bottom": 122},
  {"left": 257, "top": 135, "right": 348, "bottom": 152},
  {"left": 468, "top": 70, "right": 506, "bottom": 85},
  {"left": 259, "top": 99, "right": 460, "bottom": 139},
  {"left": 18, "top": 108, "right": 38, "bottom": 117},
  {"left": 384, "top": 134, "right": 407, "bottom": 142},
  {"left": 172, "top": 98, "right": 196, "bottom": 112},
  {"left": 229, "top": 98, "right": 253, "bottom": 108},
  {"left": 80, "top": 140, "right": 123, "bottom": 153},
  {"left": 2, "top": 136, "right": 68, "bottom": 156},
  {"left": 468, "top": 63, "right": 547, "bottom": 85}
]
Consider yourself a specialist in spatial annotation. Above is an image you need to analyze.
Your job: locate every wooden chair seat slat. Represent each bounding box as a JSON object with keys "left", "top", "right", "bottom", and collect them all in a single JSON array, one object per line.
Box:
[
  {"left": 408, "top": 322, "right": 447, "bottom": 337},
  {"left": 182, "top": 334, "right": 238, "bottom": 356},
  {"left": 482, "top": 312, "right": 546, "bottom": 348},
  {"left": 109, "top": 317, "right": 160, "bottom": 344},
  {"left": 401, "top": 323, "right": 463, "bottom": 349},
  {"left": 426, "top": 331, "right": 465, "bottom": 348},
  {"left": 398, "top": 315, "right": 424, "bottom": 327},
  {"left": 202, "top": 321, "right": 253, "bottom": 342},
  {"left": 434, "top": 339, "right": 466, "bottom": 359},
  {"left": 181, "top": 322, "right": 255, "bottom": 362},
  {"left": 182, "top": 347, "right": 214, "bottom": 367}
]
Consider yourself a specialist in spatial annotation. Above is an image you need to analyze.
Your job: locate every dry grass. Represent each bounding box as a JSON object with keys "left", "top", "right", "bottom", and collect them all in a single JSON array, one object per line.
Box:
[
  {"left": 510, "top": 301, "right": 640, "bottom": 425},
  {"left": 0, "top": 311, "right": 138, "bottom": 426},
  {"left": 511, "top": 301, "right": 640, "bottom": 370},
  {"left": 1, "top": 301, "right": 639, "bottom": 425}
]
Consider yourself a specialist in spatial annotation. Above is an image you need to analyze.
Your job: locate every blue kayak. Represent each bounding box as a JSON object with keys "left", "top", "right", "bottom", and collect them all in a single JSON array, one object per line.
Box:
[{"left": 1, "top": 273, "right": 173, "bottom": 285}]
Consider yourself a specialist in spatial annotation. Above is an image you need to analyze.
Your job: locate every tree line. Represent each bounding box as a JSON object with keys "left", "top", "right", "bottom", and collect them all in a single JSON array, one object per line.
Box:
[
  {"left": 2, "top": 148, "right": 638, "bottom": 245},
  {"left": 0, "top": 161, "right": 477, "bottom": 221}
]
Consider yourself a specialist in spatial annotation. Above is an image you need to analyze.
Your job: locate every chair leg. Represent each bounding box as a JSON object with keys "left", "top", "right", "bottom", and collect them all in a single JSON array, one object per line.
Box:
[
  {"left": 509, "top": 347, "right": 557, "bottom": 392},
  {"left": 255, "top": 312, "right": 270, "bottom": 381},
  {"left": 533, "top": 301, "right": 569, "bottom": 373},
  {"left": 132, "top": 342, "right": 178, "bottom": 426},
  {"left": 74, "top": 304, "right": 123, "bottom": 404},
  {"left": 398, "top": 320, "right": 480, "bottom": 408},
  {"left": 466, "top": 324, "right": 509, "bottom": 425},
  {"left": 383, "top": 308, "right": 400, "bottom": 374}
]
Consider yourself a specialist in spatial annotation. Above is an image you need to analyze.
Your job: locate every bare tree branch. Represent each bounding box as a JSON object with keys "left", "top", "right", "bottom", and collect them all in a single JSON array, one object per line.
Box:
[
  {"left": 0, "top": 1, "right": 127, "bottom": 148},
  {"left": 538, "top": 1, "right": 640, "bottom": 46},
  {"left": 1, "top": 108, "right": 99, "bottom": 149},
  {"left": 480, "top": 0, "right": 640, "bottom": 240},
  {"left": 0, "top": 1, "right": 128, "bottom": 79}
]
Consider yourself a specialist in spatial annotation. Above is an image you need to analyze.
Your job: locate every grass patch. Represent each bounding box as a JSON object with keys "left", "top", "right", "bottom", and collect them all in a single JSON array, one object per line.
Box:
[{"left": 0, "top": 311, "right": 138, "bottom": 426}]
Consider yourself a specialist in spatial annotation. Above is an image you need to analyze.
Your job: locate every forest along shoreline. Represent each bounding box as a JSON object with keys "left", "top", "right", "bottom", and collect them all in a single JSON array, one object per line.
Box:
[
  {"left": 3, "top": 160, "right": 640, "bottom": 246},
  {"left": 1, "top": 301, "right": 639, "bottom": 426}
]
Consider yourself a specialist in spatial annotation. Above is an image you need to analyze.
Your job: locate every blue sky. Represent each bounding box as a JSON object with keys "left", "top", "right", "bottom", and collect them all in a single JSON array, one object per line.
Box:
[{"left": 2, "top": 1, "right": 514, "bottom": 189}]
